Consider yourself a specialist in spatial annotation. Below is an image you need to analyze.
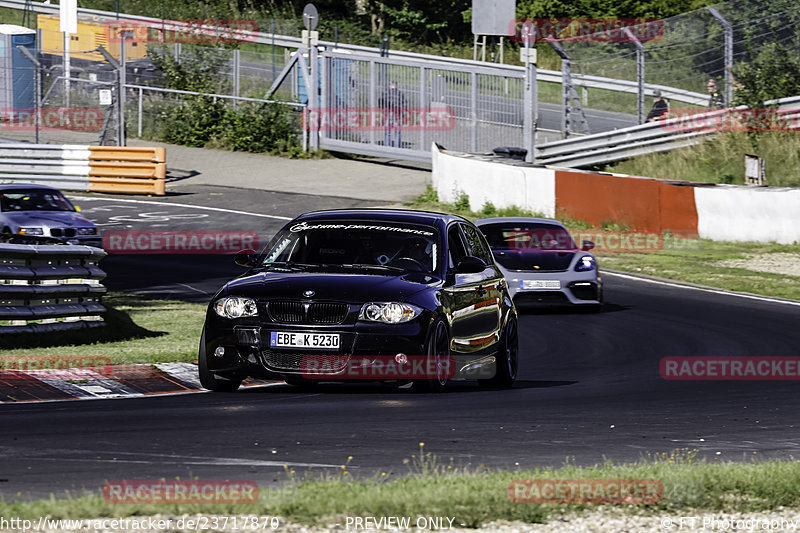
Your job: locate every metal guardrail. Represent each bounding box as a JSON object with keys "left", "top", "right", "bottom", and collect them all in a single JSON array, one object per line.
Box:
[
  {"left": 536, "top": 96, "right": 800, "bottom": 168},
  {"left": 0, "top": 0, "right": 708, "bottom": 106},
  {"left": 0, "top": 239, "right": 107, "bottom": 334},
  {"left": 0, "top": 143, "right": 166, "bottom": 194}
]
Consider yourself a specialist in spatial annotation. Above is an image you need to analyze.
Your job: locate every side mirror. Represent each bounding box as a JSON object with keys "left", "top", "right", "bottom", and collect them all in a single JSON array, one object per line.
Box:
[
  {"left": 456, "top": 256, "right": 487, "bottom": 274},
  {"left": 234, "top": 248, "right": 258, "bottom": 267},
  {"left": 581, "top": 240, "right": 595, "bottom": 251}
]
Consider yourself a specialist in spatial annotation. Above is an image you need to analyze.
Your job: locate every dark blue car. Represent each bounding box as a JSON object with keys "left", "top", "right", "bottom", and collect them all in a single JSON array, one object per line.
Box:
[{"left": 199, "top": 209, "right": 518, "bottom": 392}]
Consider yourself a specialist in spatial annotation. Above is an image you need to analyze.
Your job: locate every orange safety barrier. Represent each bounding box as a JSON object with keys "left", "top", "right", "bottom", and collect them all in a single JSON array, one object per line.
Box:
[{"left": 87, "top": 146, "right": 166, "bottom": 195}]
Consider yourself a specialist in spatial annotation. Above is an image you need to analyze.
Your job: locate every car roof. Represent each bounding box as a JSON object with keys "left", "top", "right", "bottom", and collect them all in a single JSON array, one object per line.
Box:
[
  {"left": 293, "top": 208, "right": 467, "bottom": 228},
  {"left": 0, "top": 184, "right": 61, "bottom": 193},
  {"left": 474, "top": 216, "right": 567, "bottom": 228}
]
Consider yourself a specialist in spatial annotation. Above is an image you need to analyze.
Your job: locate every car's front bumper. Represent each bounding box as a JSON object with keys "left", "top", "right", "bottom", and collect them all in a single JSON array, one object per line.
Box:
[{"left": 505, "top": 269, "right": 602, "bottom": 306}]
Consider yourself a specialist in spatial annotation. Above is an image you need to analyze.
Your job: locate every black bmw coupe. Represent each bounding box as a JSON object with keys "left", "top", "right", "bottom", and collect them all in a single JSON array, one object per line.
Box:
[{"left": 199, "top": 209, "right": 518, "bottom": 392}]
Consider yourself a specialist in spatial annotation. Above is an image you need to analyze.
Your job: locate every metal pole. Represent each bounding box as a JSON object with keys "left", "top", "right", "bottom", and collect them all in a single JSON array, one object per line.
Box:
[
  {"left": 271, "top": 19, "right": 276, "bottom": 82},
  {"left": 63, "top": 32, "right": 70, "bottom": 107},
  {"left": 233, "top": 49, "right": 240, "bottom": 110},
  {"left": 137, "top": 86, "right": 142, "bottom": 137},
  {"left": 522, "top": 22, "right": 536, "bottom": 163},
  {"left": 119, "top": 39, "right": 126, "bottom": 145},
  {"left": 470, "top": 71, "right": 478, "bottom": 152},
  {"left": 419, "top": 66, "right": 427, "bottom": 151},
  {"left": 624, "top": 27, "right": 644, "bottom": 124},
  {"left": 707, "top": 7, "right": 733, "bottom": 105},
  {"left": 369, "top": 59, "right": 376, "bottom": 146},
  {"left": 309, "top": 34, "right": 319, "bottom": 151}
]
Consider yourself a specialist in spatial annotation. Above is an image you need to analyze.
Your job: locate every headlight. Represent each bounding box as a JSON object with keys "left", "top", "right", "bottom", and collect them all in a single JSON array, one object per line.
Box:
[
  {"left": 359, "top": 302, "right": 422, "bottom": 324},
  {"left": 77, "top": 227, "right": 98, "bottom": 235},
  {"left": 575, "top": 255, "right": 596, "bottom": 272},
  {"left": 214, "top": 297, "right": 258, "bottom": 318},
  {"left": 18, "top": 227, "right": 44, "bottom": 235}
]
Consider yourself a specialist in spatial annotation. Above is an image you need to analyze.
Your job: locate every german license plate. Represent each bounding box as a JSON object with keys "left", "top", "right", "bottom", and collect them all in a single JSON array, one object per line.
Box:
[
  {"left": 521, "top": 279, "right": 561, "bottom": 290},
  {"left": 270, "top": 331, "right": 340, "bottom": 349}
]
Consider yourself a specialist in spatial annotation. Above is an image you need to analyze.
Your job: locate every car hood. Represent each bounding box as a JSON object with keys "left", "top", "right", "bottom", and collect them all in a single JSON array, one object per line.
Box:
[
  {"left": 220, "top": 270, "right": 439, "bottom": 302},
  {"left": 1, "top": 211, "right": 94, "bottom": 227},
  {"left": 492, "top": 249, "right": 578, "bottom": 271}
]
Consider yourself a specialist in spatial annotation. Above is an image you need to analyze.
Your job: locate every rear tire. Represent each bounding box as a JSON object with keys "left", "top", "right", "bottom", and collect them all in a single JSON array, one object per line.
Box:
[
  {"left": 418, "top": 319, "right": 451, "bottom": 392},
  {"left": 479, "top": 318, "right": 518, "bottom": 389},
  {"left": 198, "top": 328, "right": 242, "bottom": 392}
]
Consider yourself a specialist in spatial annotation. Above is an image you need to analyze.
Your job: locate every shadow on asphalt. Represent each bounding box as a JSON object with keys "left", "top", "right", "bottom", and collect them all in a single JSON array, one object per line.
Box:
[{"left": 236, "top": 379, "right": 578, "bottom": 395}]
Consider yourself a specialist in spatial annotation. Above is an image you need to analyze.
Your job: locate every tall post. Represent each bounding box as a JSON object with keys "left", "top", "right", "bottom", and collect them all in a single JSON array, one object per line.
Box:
[
  {"left": 119, "top": 38, "right": 126, "bottom": 146},
  {"left": 470, "top": 71, "right": 478, "bottom": 152},
  {"left": 521, "top": 21, "right": 537, "bottom": 163},
  {"left": 233, "top": 49, "right": 240, "bottom": 110},
  {"left": 63, "top": 32, "right": 70, "bottom": 107},
  {"left": 624, "top": 27, "right": 645, "bottom": 124},
  {"left": 707, "top": 7, "right": 733, "bottom": 105}
]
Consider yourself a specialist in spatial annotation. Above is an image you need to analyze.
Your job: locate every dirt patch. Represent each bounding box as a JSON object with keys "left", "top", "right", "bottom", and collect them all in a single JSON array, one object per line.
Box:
[{"left": 717, "top": 253, "right": 800, "bottom": 278}]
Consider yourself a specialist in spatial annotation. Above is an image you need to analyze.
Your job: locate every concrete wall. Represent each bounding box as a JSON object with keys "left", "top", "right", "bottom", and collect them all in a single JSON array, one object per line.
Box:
[
  {"left": 431, "top": 144, "right": 555, "bottom": 217},
  {"left": 431, "top": 144, "right": 800, "bottom": 244}
]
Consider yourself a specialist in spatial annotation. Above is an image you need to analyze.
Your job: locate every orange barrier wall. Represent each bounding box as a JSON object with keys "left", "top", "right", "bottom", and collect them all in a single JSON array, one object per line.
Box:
[{"left": 555, "top": 170, "right": 698, "bottom": 237}]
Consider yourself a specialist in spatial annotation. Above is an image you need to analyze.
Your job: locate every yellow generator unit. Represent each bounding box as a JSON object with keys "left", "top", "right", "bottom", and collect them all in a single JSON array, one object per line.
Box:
[{"left": 37, "top": 14, "right": 147, "bottom": 63}]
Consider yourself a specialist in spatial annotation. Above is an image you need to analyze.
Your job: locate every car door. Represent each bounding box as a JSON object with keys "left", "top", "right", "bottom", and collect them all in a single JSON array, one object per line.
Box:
[{"left": 443, "top": 222, "right": 503, "bottom": 358}]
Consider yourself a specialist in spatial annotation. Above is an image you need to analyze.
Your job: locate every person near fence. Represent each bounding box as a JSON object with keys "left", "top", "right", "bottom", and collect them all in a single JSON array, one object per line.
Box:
[
  {"left": 379, "top": 80, "right": 406, "bottom": 147},
  {"left": 646, "top": 90, "right": 670, "bottom": 122},
  {"left": 707, "top": 79, "right": 725, "bottom": 109}
]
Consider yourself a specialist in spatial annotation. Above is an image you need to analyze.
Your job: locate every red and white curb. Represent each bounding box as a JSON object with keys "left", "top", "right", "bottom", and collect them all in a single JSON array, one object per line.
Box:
[{"left": 0, "top": 362, "right": 276, "bottom": 403}]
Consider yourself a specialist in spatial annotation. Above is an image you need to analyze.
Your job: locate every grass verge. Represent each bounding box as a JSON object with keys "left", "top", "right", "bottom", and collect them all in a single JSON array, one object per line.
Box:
[
  {"left": 0, "top": 293, "right": 206, "bottom": 364},
  {"left": 1, "top": 449, "right": 799, "bottom": 526},
  {"left": 406, "top": 186, "right": 800, "bottom": 301},
  {"left": 608, "top": 132, "right": 800, "bottom": 187}
]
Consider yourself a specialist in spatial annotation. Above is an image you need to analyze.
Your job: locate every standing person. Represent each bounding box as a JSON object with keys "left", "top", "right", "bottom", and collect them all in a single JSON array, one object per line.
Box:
[
  {"left": 707, "top": 78, "right": 725, "bottom": 109},
  {"left": 646, "top": 90, "right": 670, "bottom": 122},
  {"left": 379, "top": 80, "right": 406, "bottom": 147}
]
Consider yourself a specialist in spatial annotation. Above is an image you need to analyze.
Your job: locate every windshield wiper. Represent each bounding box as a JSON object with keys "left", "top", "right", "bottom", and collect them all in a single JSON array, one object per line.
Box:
[{"left": 342, "top": 263, "right": 407, "bottom": 273}]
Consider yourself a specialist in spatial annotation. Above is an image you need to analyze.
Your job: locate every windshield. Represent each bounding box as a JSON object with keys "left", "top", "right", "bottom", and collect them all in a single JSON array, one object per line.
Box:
[
  {"left": 0, "top": 190, "right": 75, "bottom": 212},
  {"left": 479, "top": 222, "right": 577, "bottom": 251},
  {"left": 261, "top": 220, "right": 441, "bottom": 273}
]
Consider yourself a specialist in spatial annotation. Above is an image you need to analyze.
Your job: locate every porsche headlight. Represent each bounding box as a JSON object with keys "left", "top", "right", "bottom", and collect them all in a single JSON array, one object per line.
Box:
[
  {"left": 575, "top": 255, "right": 596, "bottom": 272},
  {"left": 359, "top": 302, "right": 422, "bottom": 324},
  {"left": 214, "top": 297, "right": 258, "bottom": 318}
]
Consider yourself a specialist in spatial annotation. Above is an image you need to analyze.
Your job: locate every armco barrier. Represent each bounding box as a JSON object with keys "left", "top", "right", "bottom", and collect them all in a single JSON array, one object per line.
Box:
[
  {"left": 432, "top": 144, "right": 800, "bottom": 244},
  {"left": 0, "top": 143, "right": 166, "bottom": 195},
  {"left": 0, "top": 239, "right": 107, "bottom": 333}
]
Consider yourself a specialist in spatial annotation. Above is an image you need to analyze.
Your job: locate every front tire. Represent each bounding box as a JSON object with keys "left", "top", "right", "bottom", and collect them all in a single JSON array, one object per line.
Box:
[
  {"left": 198, "top": 328, "right": 242, "bottom": 392},
  {"left": 479, "top": 318, "right": 518, "bottom": 389},
  {"left": 418, "top": 319, "right": 451, "bottom": 392}
]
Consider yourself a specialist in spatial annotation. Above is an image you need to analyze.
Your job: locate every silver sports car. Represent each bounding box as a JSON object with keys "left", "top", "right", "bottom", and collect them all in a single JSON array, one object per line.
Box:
[
  {"left": 475, "top": 217, "right": 602, "bottom": 310},
  {"left": 0, "top": 184, "right": 102, "bottom": 247}
]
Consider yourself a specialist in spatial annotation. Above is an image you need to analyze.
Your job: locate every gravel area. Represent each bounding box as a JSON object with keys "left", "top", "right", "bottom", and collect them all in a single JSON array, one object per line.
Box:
[
  {"left": 717, "top": 253, "right": 800, "bottom": 278},
  {"left": 4, "top": 509, "right": 800, "bottom": 533}
]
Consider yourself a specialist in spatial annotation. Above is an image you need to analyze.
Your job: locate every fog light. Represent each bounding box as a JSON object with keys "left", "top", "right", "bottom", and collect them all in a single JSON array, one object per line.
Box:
[
  {"left": 395, "top": 353, "right": 408, "bottom": 364},
  {"left": 214, "top": 346, "right": 225, "bottom": 358}
]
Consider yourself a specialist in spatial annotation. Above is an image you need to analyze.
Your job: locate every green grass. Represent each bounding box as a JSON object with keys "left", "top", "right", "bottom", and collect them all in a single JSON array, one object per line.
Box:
[
  {"left": 609, "top": 131, "right": 800, "bottom": 187},
  {"left": 406, "top": 186, "right": 800, "bottom": 301},
  {"left": 0, "top": 293, "right": 205, "bottom": 364},
  {"left": 2, "top": 448, "right": 799, "bottom": 525}
]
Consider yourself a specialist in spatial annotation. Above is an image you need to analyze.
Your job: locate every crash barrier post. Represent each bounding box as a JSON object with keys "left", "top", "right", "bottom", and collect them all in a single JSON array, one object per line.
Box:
[
  {"left": 0, "top": 143, "right": 166, "bottom": 195},
  {"left": 0, "top": 239, "right": 107, "bottom": 334}
]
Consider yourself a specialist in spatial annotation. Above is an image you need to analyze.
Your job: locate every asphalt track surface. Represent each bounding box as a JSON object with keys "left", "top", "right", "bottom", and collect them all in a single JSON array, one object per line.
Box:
[{"left": 1, "top": 185, "right": 799, "bottom": 500}]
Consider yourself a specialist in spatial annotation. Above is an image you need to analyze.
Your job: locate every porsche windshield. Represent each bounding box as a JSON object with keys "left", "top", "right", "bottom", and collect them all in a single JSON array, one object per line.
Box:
[
  {"left": 480, "top": 223, "right": 577, "bottom": 251},
  {"left": 262, "top": 221, "right": 441, "bottom": 273},
  {"left": 0, "top": 190, "right": 74, "bottom": 212}
]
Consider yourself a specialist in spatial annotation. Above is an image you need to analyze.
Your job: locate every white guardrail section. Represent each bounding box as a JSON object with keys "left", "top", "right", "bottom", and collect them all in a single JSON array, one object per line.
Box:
[
  {"left": 0, "top": 0, "right": 708, "bottom": 106},
  {"left": 0, "top": 143, "right": 92, "bottom": 190},
  {"left": 536, "top": 96, "right": 800, "bottom": 168}
]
